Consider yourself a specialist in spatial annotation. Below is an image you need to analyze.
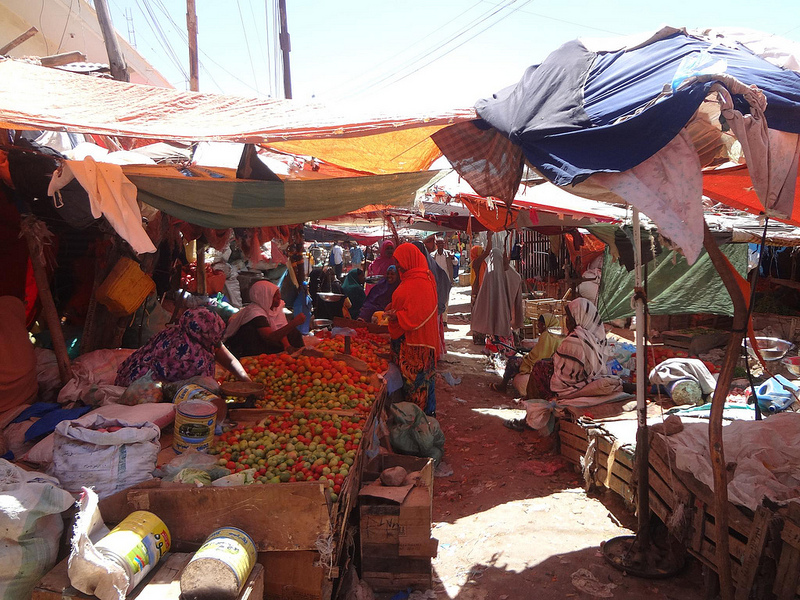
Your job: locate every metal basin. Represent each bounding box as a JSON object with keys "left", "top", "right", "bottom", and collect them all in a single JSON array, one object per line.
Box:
[
  {"left": 743, "top": 337, "right": 794, "bottom": 361},
  {"left": 317, "top": 292, "right": 345, "bottom": 302},
  {"left": 783, "top": 356, "right": 800, "bottom": 377}
]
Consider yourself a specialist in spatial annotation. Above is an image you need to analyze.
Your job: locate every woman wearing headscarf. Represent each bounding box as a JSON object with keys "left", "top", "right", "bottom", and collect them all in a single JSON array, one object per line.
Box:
[
  {"left": 0, "top": 296, "right": 37, "bottom": 413},
  {"left": 223, "top": 280, "right": 306, "bottom": 358},
  {"left": 504, "top": 298, "right": 620, "bottom": 430},
  {"left": 471, "top": 246, "right": 512, "bottom": 344},
  {"left": 469, "top": 238, "right": 492, "bottom": 343},
  {"left": 116, "top": 307, "right": 249, "bottom": 386},
  {"left": 357, "top": 265, "right": 399, "bottom": 322},
  {"left": 341, "top": 268, "right": 367, "bottom": 319},
  {"left": 386, "top": 243, "right": 441, "bottom": 415},
  {"left": 491, "top": 313, "right": 561, "bottom": 394},
  {"left": 367, "top": 240, "right": 395, "bottom": 278}
]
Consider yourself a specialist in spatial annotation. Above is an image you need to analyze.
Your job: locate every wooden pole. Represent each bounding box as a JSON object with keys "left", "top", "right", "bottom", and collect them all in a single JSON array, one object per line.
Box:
[
  {"left": 40, "top": 51, "right": 88, "bottom": 67},
  {"left": 94, "top": 0, "right": 129, "bottom": 82},
  {"left": 20, "top": 216, "right": 71, "bottom": 385},
  {"left": 632, "top": 208, "right": 650, "bottom": 545},
  {"left": 703, "top": 221, "right": 749, "bottom": 600},
  {"left": 0, "top": 26, "right": 38, "bottom": 55},
  {"left": 186, "top": 0, "right": 199, "bottom": 92},
  {"left": 196, "top": 242, "right": 207, "bottom": 296},
  {"left": 278, "top": 0, "right": 292, "bottom": 99}
]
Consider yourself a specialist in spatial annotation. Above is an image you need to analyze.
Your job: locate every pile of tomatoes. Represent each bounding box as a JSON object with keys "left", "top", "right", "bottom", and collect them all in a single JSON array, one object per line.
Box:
[
  {"left": 211, "top": 410, "right": 365, "bottom": 500},
  {"left": 225, "top": 353, "right": 377, "bottom": 412},
  {"left": 314, "top": 330, "right": 390, "bottom": 373}
]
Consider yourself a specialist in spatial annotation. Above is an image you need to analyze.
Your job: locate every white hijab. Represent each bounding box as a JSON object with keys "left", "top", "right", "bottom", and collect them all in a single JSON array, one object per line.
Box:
[
  {"left": 566, "top": 298, "right": 609, "bottom": 376},
  {"left": 224, "top": 280, "right": 288, "bottom": 340}
]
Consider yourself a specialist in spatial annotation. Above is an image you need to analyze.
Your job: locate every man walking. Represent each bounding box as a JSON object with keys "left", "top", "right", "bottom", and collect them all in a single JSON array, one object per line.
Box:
[
  {"left": 330, "top": 241, "right": 344, "bottom": 279},
  {"left": 431, "top": 237, "right": 457, "bottom": 324},
  {"left": 350, "top": 243, "right": 365, "bottom": 270}
]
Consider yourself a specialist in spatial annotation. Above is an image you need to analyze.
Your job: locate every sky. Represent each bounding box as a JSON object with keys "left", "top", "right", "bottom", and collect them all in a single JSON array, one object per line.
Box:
[{"left": 103, "top": 0, "right": 800, "bottom": 112}]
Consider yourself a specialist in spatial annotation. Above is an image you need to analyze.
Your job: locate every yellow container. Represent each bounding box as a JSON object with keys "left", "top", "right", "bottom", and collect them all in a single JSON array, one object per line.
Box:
[
  {"left": 180, "top": 527, "right": 257, "bottom": 600},
  {"left": 95, "top": 511, "right": 171, "bottom": 593},
  {"left": 173, "top": 399, "right": 216, "bottom": 454},
  {"left": 96, "top": 257, "right": 156, "bottom": 315}
]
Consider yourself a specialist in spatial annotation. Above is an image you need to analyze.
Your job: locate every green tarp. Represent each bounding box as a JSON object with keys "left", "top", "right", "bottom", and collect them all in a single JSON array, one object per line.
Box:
[
  {"left": 128, "top": 170, "right": 444, "bottom": 228},
  {"left": 597, "top": 243, "right": 747, "bottom": 321}
]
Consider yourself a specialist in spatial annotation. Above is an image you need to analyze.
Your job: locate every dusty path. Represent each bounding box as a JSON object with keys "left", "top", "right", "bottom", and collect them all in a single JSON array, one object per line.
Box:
[{"left": 427, "top": 286, "right": 706, "bottom": 600}]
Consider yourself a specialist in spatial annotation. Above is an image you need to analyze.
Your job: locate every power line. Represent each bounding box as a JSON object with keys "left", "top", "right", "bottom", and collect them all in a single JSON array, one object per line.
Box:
[
  {"left": 478, "top": 0, "right": 623, "bottom": 36},
  {"left": 264, "top": 0, "right": 274, "bottom": 96},
  {"left": 337, "top": 0, "right": 533, "bottom": 100},
  {"left": 236, "top": 0, "right": 260, "bottom": 94}
]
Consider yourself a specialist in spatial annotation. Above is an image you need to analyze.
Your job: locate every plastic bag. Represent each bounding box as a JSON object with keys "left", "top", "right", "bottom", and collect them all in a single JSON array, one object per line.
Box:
[
  {"left": 119, "top": 371, "right": 163, "bottom": 405},
  {"left": 162, "top": 375, "right": 219, "bottom": 402},
  {"left": 388, "top": 402, "right": 445, "bottom": 465},
  {"left": 154, "top": 448, "right": 230, "bottom": 483},
  {"left": 671, "top": 50, "right": 727, "bottom": 92},
  {"left": 0, "top": 459, "right": 74, "bottom": 600}
]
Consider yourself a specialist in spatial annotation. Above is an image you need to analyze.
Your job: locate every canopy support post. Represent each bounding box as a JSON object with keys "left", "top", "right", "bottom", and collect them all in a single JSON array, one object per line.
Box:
[
  {"left": 21, "top": 216, "right": 71, "bottom": 385},
  {"left": 702, "top": 222, "right": 748, "bottom": 600},
  {"left": 632, "top": 208, "right": 650, "bottom": 546}
]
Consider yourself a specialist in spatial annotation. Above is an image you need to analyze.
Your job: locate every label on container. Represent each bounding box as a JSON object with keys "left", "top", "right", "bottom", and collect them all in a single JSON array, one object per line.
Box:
[
  {"left": 190, "top": 527, "right": 257, "bottom": 590},
  {"left": 173, "top": 398, "right": 216, "bottom": 454},
  {"left": 96, "top": 511, "right": 171, "bottom": 590}
]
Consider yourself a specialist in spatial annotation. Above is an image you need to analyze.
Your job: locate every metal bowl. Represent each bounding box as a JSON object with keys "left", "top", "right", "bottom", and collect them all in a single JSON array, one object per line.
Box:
[
  {"left": 743, "top": 337, "right": 794, "bottom": 361},
  {"left": 783, "top": 356, "right": 800, "bottom": 377},
  {"left": 317, "top": 292, "right": 345, "bottom": 302},
  {"left": 312, "top": 318, "right": 333, "bottom": 329},
  {"left": 365, "top": 276, "right": 383, "bottom": 284}
]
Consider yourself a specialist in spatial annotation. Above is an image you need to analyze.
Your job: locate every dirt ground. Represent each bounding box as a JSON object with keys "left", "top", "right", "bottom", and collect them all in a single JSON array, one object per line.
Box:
[{"left": 427, "top": 285, "right": 707, "bottom": 600}]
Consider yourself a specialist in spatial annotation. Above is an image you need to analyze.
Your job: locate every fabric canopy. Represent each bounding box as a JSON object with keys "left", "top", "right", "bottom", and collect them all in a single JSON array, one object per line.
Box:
[
  {"left": 436, "top": 27, "right": 800, "bottom": 264},
  {"left": 597, "top": 243, "right": 747, "bottom": 321},
  {"left": 0, "top": 58, "right": 475, "bottom": 175},
  {"left": 704, "top": 165, "right": 800, "bottom": 224},
  {"left": 123, "top": 165, "right": 442, "bottom": 229}
]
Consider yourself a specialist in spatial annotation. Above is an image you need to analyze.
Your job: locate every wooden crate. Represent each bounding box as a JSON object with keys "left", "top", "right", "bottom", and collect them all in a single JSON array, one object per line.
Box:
[
  {"left": 33, "top": 552, "right": 264, "bottom": 600},
  {"left": 359, "top": 455, "right": 436, "bottom": 594},
  {"left": 648, "top": 433, "right": 778, "bottom": 597}
]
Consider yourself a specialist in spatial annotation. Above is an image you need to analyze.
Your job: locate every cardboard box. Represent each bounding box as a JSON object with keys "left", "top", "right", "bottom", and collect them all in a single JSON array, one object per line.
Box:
[{"left": 359, "top": 455, "right": 436, "bottom": 593}]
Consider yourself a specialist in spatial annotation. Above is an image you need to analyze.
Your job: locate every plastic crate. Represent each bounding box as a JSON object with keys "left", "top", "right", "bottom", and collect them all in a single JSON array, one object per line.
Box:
[{"left": 95, "top": 257, "right": 155, "bottom": 315}]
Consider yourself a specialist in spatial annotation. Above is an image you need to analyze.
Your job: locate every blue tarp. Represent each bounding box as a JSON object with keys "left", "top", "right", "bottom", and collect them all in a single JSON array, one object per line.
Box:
[{"left": 476, "top": 29, "right": 800, "bottom": 187}]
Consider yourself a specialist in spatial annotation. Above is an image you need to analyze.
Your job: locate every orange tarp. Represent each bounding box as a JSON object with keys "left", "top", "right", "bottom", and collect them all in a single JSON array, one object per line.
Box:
[
  {"left": 0, "top": 59, "right": 476, "bottom": 174},
  {"left": 703, "top": 164, "right": 800, "bottom": 226}
]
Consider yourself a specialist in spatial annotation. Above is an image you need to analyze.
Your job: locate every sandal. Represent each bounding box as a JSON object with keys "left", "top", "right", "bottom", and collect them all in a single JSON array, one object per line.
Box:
[
  {"left": 503, "top": 418, "right": 527, "bottom": 432},
  {"left": 489, "top": 382, "right": 506, "bottom": 394}
]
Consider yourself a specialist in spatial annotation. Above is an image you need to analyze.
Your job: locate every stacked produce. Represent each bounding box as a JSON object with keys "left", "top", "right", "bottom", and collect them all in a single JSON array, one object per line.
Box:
[
  {"left": 314, "top": 330, "right": 390, "bottom": 373},
  {"left": 223, "top": 353, "right": 377, "bottom": 412},
  {"left": 210, "top": 410, "right": 365, "bottom": 500}
]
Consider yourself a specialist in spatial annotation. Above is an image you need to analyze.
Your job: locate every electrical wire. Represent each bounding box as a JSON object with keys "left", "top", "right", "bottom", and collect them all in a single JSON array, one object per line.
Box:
[
  {"left": 327, "top": 0, "right": 523, "bottom": 99},
  {"left": 478, "top": 0, "right": 623, "bottom": 35},
  {"left": 56, "top": 0, "right": 75, "bottom": 53},
  {"left": 340, "top": 0, "right": 535, "bottom": 100},
  {"left": 137, "top": 0, "right": 189, "bottom": 82},
  {"left": 236, "top": 0, "right": 261, "bottom": 94}
]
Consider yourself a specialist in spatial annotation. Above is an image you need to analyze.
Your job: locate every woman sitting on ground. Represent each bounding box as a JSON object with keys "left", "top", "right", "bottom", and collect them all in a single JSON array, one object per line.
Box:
[
  {"left": 505, "top": 298, "right": 621, "bottom": 431},
  {"left": 490, "top": 313, "right": 561, "bottom": 394},
  {"left": 223, "top": 280, "right": 305, "bottom": 358}
]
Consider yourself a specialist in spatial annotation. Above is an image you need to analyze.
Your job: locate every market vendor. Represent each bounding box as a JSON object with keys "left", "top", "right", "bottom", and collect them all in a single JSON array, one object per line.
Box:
[
  {"left": 116, "top": 306, "right": 250, "bottom": 386},
  {"left": 0, "top": 296, "right": 37, "bottom": 413},
  {"left": 342, "top": 268, "right": 367, "bottom": 319},
  {"left": 490, "top": 314, "right": 561, "bottom": 394},
  {"left": 505, "top": 298, "right": 621, "bottom": 430},
  {"left": 386, "top": 243, "right": 440, "bottom": 416},
  {"left": 223, "top": 280, "right": 305, "bottom": 357},
  {"left": 357, "top": 265, "right": 399, "bottom": 322}
]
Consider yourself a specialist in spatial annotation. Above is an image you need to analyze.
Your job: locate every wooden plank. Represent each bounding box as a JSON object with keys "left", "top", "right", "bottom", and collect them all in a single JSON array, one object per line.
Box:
[
  {"left": 774, "top": 503, "right": 800, "bottom": 600},
  {"left": 560, "top": 444, "right": 584, "bottom": 466},
  {"left": 559, "top": 430, "right": 588, "bottom": 452},
  {"left": 734, "top": 505, "right": 772, "bottom": 600},
  {"left": 691, "top": 498, "right": 706, "bottom": 554},
  {"left": 597, "top": 438, "right": 634, "bottom": 470},
  {"left": 98, "top": 480, "right": 331, "bottom": 552},
  {"left": 648, "top": 465, "right": 677, "bottom": 511},
  {"left": 260, "top": 550, "right": 332, "bottom": 600},
  {"left": 32, "top": 554, "right": 264, "bottom": 600},
  {"left": 558, "top": 420, "right": 587, "bottom": 439},
  {"left": 702, "top": 524, "right": 748, "bottom": 564}
]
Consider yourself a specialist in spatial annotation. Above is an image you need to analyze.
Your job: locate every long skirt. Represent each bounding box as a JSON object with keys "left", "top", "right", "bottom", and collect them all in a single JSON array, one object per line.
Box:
[
  {"left": 526, "top": 358, "right": 555, "bottom": 400},
  {"left": 392, "top": 337, "right": 437, "bottom": 415}
]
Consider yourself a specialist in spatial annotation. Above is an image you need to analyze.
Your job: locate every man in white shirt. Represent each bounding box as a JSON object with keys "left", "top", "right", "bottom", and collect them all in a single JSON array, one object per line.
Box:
[
  {"left": 431, "top": 237, "right": 456, "bottom": 324},
  {"left": 330, "top": 241, "right": 344, "bottom": 279}
]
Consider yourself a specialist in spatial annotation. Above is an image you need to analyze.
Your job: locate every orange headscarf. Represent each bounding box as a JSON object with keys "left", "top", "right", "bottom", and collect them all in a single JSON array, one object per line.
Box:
[
  {"left": 389, "top": 243, "right": 440, "bottom": 360},
  {"left": 470, "top": 245, "right": 486, "bottom": 287}
]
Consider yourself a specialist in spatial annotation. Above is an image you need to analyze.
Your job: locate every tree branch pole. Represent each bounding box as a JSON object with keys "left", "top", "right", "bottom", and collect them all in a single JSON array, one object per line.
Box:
[
  {"left": 0, "top": 26, "right": 38, "bottom": 55},
  {"left": 93, "top": 0, "right": 129, "bottom": 82},
  {"left": 278, "top": 0, "right": 292, "bottom": 99},
  {"left": 632, "top": 208, "right": 650, "bottom": 546},
  {"left": 21, "top": 217, "right": 71, "bottom": 385},
  {"left": 703, "top": 222, "right": 749, "bottom": 600}
]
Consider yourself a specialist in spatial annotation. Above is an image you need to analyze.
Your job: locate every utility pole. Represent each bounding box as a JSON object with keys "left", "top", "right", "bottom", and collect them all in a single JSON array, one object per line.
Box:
[
  {"left": 186, "top": 0, "right": 199, "bottom": 92},
  {"left": 278, "top": 0, "right": 292, "bottom": 99},
  {"left": 94, "top": 0, "right": 129, "bottom": 82}
]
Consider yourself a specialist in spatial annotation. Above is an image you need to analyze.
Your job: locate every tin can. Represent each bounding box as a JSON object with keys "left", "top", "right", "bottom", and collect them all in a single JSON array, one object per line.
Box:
[
  {"left": 94, "top": 511, "right": 171, "bottom": 593},
  {"left": 174, "top": 383, "right": 221, "bottom": 406},
  {"left": 180, "top": 527, "right": 257, "bottom": 600},
  {"left": 173, "top": 399, "right": 216, "bottom": 454}
]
